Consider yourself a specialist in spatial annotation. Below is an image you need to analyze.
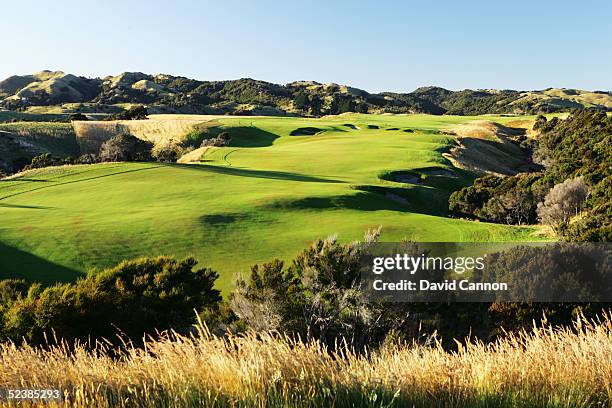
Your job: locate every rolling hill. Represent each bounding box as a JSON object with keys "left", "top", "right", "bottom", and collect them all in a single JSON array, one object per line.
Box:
[
  {"left": 0, "top": 113, "right": 542, "bottom": 292},
  {"left": 1, "top": 70, "right": 610, "bottom": 116}
]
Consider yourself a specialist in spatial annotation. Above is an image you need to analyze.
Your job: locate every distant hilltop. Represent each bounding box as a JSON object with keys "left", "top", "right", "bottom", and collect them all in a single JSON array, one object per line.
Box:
[{"left": 1, "top": 70, "right": 610, "bottom": 116}]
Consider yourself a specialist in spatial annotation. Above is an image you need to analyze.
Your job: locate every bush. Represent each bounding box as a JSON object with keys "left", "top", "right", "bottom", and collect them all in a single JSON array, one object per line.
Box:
[
  {"left": 75, "top": 153, "right": 99, "bottom": 164},
  {"left": 109, "top": 105, "right": 149, "bottom": 120},
  {"left": 0, "top": 256, "right": 221, "bottom": 345},
  {"left": 200, "top": 132, "right": 231, "bottom": 147},
  {"left": 99, "top": 133, "right": 153, "bottom": 162},
  {"left": 151, "top": 142, "right": 193, "bottom": 162},
  {"left": 67, "top": 112, "right": 88, "bottom": 121},
  {"left": 537, "top": 177, "right": 589, "bottom": 231},
  {"left": 231, "top": 233, "right": 380, "bottom": 346},
  {"left": 293, "top": 92, "right": 310, "bottom": 110},
  {"left": 449, "top": 173, "right": 547, "bottom": 225},
  {"left": 230, "top": 229, "right": 479, "bottom": 349},
  {"left": 23, "top": 153, "right": 62, "bottom": 170}
]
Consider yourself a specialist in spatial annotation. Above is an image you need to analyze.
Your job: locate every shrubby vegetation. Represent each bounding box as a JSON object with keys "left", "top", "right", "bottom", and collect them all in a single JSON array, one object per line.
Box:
[
  {"left": 107, "top": 105, "right": 149, "bottom": 120},
  {"left": 13, "top": 128, "right": 203, "bottom": 173},
  {"left": 449, "top": 110, "right": 611, "bottom": 241},
  {"left": 200, "top": 131, "right": 231, "bottom": 147},
  {"left": 67, "top": 112, "right": 88, "bottom": 121},
  {"left": 22, "top": 152, "right": 66, "bottom": 170},
  {"left": 149, "top": 141, "right": 191, "bottom": 162},
  {"left": 99, "top": 133, "right": 153, "bottom": 162},
  {"left": 448, "top": 173, "right": 548, "bottom": 225},
  {"left": 420, "top": 89, "right": 522, "bottom": 115},
  {"left": 21, "top": 152, "right": 104, "bottom": 171},
  {"left": 5, "top": 71, "right": 609, "bottom": 116},
  {"left": 231, "top": 231, "right": 386, "bottom": 348},
  {"left": 0, "top": 234, "right": 607, "bottom": 352},
  {"left": 537, "top": 177, "right": 589, "bottom": 232},
  {"left": 0, "top": 256, "right": 220, "bottom": 345}
]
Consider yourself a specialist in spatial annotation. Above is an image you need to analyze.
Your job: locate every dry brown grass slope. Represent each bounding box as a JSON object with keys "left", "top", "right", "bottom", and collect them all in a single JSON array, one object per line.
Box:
[
  {"left": 513, "top": 88, "right": 612, "bottom": 110},
  {"left": 72, "top": 116, "right": 222, "bottom": 154},
  {"left": 0, "top": 315, "right": 610, "bottom": 407},
  {"left": 445, "top": 120, "right": 536, "bottom": 176}
]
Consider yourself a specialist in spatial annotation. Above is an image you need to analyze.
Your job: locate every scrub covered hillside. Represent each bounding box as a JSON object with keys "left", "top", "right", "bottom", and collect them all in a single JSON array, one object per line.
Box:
[
  {"left": 0, "top": 114, "right": 540, "bottom": 292},
  {"left": 2, "top": 70, "right": 611, "bottom": 116}
]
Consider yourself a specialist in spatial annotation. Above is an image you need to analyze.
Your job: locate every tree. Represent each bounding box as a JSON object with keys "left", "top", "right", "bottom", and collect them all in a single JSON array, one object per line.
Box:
[
  {"left": 67, "top": 112, "right": 88, "bottom": 121},
  {"left": 231, "top": 229, "right": 390, "bottom": 348},
  {"left": 537, "top": 177, "right": 589, "bottom": 232},
  {"left": 23, "top": 153, "right": 60, "bottom": 170},
  {"left": 76, "top": 154, "right": 98, "bottom": 164},
  {"left": 310, "top": 95, "right": 323, "bottom": 116},
  {"left": 532, "top": 114, "right": 547, "bottom": 132},
  {"left": 99, "top": 133, "right": 152, "bottom": 162},
  {"left": 151, "top": 141, "right": 193, "bottom": 162},
  {"left": 293, "top": 92, "right": 310, "bottom": 110},
  {"left": 331, "top": 95, "right": 355, "bottom": 114},
  {"left": 109, "top": 105, "right": 149, "bottom": 120}
]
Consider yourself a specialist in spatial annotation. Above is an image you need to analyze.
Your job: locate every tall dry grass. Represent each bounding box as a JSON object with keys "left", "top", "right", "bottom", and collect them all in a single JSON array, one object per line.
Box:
[
  {"left": 72, "top": 118, "right": 221, "bottom": 155},
  {"left": 0, "top": 314, "right": 610, "bottom": 407}
]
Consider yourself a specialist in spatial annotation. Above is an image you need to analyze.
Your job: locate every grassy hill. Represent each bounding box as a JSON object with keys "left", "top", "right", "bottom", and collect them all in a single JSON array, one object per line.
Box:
[
  {"left": 0, "top": 71, "right": 100, "bottom": 107},
  {"left": 0, "top": 114, "right": 542, "bottom": 292},
  {"left": 1, "top": 70, "right": 610, "bottom": 116},
  {"left": 512, "top": 88, "right": 612, "bottom": 111}
]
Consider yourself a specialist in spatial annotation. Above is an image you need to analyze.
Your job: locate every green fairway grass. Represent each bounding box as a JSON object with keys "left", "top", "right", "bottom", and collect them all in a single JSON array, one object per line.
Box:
[{"left": 0, "top": 114, "right": 542, "bottom": 292}]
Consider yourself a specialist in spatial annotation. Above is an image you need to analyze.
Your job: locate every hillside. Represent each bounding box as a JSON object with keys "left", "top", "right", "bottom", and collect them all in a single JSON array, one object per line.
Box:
[
  {"left": 0, "top": 122, "right": 79, "bottom": 173},
  {"left": 0, "top": 71, "right": 100, "bottom": 107},
  {"left": 1, "top": 71, "right": 610, "bottom": 116},
  {"left": 0, "top": 114, "right": 539, "bottom": 291}
]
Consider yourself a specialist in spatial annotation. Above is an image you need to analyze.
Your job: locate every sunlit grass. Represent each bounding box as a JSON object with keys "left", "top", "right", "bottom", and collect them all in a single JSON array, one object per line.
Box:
[
  {"left": 0, "top": 114, "right": 541, "bottom": 291},
  {"left": 0, "top": 314, "right": 609, "bottom": 407}
]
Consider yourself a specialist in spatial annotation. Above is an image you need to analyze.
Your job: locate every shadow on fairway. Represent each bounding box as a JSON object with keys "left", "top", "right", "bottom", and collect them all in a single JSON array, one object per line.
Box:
[
  {"left": 187, "top": 125, "right": 279, "bottom": 148},
  {"left": 0, "top": 203, "right": 55, "bottom": 209},
  {"left": 0, "top": 178, "right": 50, "bottom": 183},
  {"left": 188, "top": 164, "right": 346, "bottom": 184},
  {"left": 265, "top": 185, "right": 451, "bottom": 216},
  {"left": 0, "top": 241, "right": 82, "bottom": 283},
  {"left": 265, "top": 191, "right": 407, "bottom": 212},
  {"left": 227, "top": 126, "right": 280, "bottom": 147}
]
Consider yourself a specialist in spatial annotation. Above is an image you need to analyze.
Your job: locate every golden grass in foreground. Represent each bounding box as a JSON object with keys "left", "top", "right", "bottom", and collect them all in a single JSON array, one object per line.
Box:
[{"left": 0, "top": 315, "right": 610, "bottom": 407}]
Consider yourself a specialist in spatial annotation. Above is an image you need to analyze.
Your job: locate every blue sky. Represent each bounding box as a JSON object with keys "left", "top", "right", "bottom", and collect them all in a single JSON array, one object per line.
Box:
[{"left": 3, "top": 0, "right": 611, "bottom": 92}]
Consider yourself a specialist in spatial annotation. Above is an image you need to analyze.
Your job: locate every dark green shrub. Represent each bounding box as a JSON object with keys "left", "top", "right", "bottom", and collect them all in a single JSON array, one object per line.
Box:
[
  {"left": 109, "top": 105, "right": 149, "bottom": 120},
  {"left": 99, "top": 133, "right": 152, "bottom": 162},
  {"left": 23, "top": 153, "right": 62, "bottom": 170},
  {"left": 0, "top": 256, "right": 221, "bottom": 345},
  {"left": 67, "top": 112, "right": 88, "bottom": 121}
]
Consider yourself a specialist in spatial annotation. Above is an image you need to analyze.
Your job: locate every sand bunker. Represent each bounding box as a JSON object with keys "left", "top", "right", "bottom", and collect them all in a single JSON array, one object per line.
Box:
[{"left": 290, "top": 127, "right": 324, "bottom": 136}]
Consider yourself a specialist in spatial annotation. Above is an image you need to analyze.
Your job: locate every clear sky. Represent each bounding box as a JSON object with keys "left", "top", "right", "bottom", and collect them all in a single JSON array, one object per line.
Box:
[{"left": 3, "top": 0, "right": 611, "bottom": 92}]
